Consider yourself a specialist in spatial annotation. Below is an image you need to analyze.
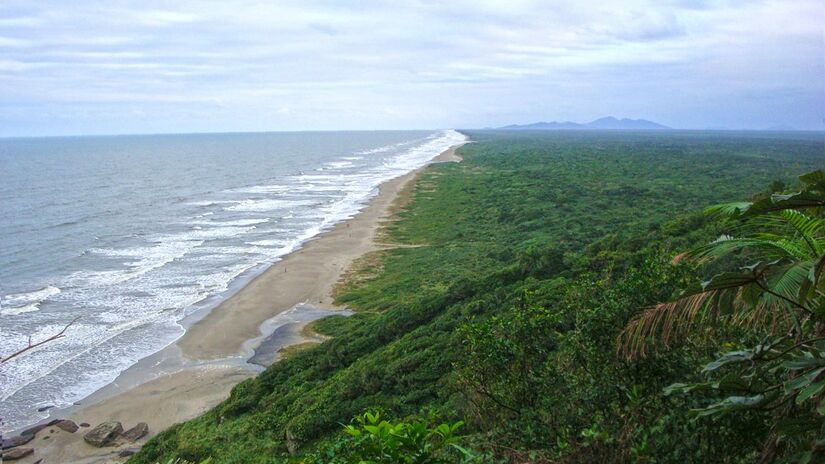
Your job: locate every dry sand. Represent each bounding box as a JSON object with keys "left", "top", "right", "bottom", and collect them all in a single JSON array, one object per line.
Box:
[{"left": 14, "top": 143, "right": 464, "bottom": 463}]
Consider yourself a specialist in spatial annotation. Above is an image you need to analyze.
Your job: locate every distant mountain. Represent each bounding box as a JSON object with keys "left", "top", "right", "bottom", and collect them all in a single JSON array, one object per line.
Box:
[
  {"left": 498, "top": 121, "right": 584, "bottom": 130},
  {"left": 585, "top": 117, "right": 669, "bottom": 130},
  {"left": 497, "top": 116, "right": 670, "bottom": 131}
]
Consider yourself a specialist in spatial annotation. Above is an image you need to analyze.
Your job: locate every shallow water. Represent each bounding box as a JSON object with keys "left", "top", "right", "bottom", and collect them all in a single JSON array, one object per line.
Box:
[{"left": 0, "top": 129, "right": 466, "bottom": 431}]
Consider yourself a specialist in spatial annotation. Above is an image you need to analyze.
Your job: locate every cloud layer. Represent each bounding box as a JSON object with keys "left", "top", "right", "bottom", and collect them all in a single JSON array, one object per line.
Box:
[{"left": 0, "top": 0, "right": 822, "bottom": 135}]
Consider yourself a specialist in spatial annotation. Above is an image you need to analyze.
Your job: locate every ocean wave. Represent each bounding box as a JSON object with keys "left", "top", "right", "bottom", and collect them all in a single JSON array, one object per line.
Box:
[
  {"left": 324, "top": 160, "right": 354, "bottom": 169},
  {"left": 190, "top": 218, "right": 270, "bottom": 227},
  {"left": 187, "top": 200, "right": 240, "bottom": 207},
  {"left": 76, "top": 240, "right": 205, "bottom": 286},
  {"left": 226, "top": 184, "right": 289, "bottom": 194},
  {"left": 355, "top": 140, "right": 415, "bottom": 156},
  {"left": 0, "top": 303, "right": 42, "bottom": 316},
  {"left": 3, "top": 285, "right": 61, "bottom": 306},
  {"left": 246, "top": 239, "right": 286, "bottom": 247},
  {"left": 224, "top": 198, "right": 319, "bottom": 212},
  {"left": 1, "top": 286, "right": 61, "bottom": 316}
]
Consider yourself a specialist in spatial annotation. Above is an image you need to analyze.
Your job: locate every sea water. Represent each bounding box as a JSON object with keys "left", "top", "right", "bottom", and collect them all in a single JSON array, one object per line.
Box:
[{"left": 0, "top": 129, "right": 466, "bottom": 431}]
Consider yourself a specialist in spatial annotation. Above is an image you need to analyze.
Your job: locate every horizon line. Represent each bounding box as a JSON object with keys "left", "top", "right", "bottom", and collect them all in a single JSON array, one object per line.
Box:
[{"left": 1, "top": 126, "right": 823, "bottom": 140}]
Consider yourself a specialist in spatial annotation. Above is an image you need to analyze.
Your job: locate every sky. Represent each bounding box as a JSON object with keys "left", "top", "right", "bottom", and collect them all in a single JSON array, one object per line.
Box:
[{"left": 0, "top": 0, "right": 822, "bottom": 136}]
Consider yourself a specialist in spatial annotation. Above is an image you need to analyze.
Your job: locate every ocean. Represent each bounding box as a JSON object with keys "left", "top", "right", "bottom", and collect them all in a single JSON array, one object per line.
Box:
[{"left": 0, "top": 129, "right": 466, "bottom": 431}]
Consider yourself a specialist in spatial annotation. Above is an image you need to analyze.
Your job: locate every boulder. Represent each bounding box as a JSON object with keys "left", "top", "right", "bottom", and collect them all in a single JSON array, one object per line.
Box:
[
  {"left": 122, "top": 422, "right": 149, "bottom": 442},
  {"left": 83, "top": 421, "right": 123, "bottom": 447},
  {"left": 55, "top": 419, "right": 79, "bottom": 433},
  {"left": 1, "top": 434, "right": 34, "bottom": 450},
  {"left": 19, "top": 423, "right": 47, "bottom": 437},
  {"left": 79, "top": 422, "right": 90, "bottom": 427},
  {"left": 3, "top": 447, "right": 34, "bottom": 460}
]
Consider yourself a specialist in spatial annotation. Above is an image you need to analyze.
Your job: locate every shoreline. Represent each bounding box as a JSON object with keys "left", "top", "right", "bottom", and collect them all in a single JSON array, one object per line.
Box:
[{"left": 13, "top": 142, "right": 465, "bottom": 463}]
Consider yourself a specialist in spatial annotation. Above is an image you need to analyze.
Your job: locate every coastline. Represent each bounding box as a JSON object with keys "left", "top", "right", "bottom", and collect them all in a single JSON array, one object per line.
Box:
[{"left": 13, "top": 143, "right": 465, "bottom": 463}]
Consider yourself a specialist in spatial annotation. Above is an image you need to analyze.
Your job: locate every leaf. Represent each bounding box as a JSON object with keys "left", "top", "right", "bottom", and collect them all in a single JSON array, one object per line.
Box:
[
  {"left": 811, "top": 255, "right": 825, "bottom": 287},
  {"left": 784, "top": 367, "right": 825, "bottom": 394},
  {"left": 739, "top": 282, "right": 763, "bottom": 307},
  {"left": 780, "top": 210, "right": 825, "bottom": 247},
  {"left": 664, "top": 374, "right": 748, "bottom": 396},
  {"left": 692, "top": 394, "right": 767, "bottom": 418},
  {"left": 451, "top": 444, "right": 476, "bottom": 458},
  {"left": 784, "top": 353, "right": 825, "bottom": 370},
  {"left": 771, "top": 261, "right": 814, "bottom": 300},
  {"left": 702, "top": 272, "right": 758, "bottom": 291},
  {"left": 797, "top": 377, "right": 825, "bottom": 404},
  {"left": 703, "top": 350, "right": 754, "bottom": 372},
  {"left": 664, "top": 383, "right": 693, "bottom": 396},
  {"left": 749, "top": 192, "right": 825, "bottom": 215},
  {"left": 704, "top": 202, "right": 753, "bottom": 217}
]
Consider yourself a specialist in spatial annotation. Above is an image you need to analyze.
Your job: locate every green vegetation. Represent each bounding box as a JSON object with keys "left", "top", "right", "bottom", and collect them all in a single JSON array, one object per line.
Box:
[
  {"left": 622, "top": 171, "right": 825, "bottom": 461},
  {"left": 302, "top": 411, "right": 477, "bottom": 463},
  {"left": 132, "top": 130, "right": 823, "bottom": 463}
]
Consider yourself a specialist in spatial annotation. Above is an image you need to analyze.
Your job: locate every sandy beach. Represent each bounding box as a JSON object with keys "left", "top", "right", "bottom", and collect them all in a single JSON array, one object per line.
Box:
[{"left": 11, "top": 143, "right": 463, "bottom": 464}]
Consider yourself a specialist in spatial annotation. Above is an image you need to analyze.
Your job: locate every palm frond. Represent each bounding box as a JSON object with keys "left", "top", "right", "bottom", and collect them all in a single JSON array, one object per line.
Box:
[
  {"left": 730, "top": 299, "right": 790, "bottom": 333},
  {"left": 778, "top": 210, "right": 824, "bottom": 255},
  {"left": 770, "top": 261, "right": 813, "bottom": 300},
  {"left": 704, "top": 202, "right": 753, "bottom": 217},
  {"left": 619, "top": 292, "right": 712, "bottom": 359},
  {"left": 781, "top": 210, "right": 825, "bottom": 238},
  {"left": 688, "top": 236, "right": 812, "bottom": 262}
]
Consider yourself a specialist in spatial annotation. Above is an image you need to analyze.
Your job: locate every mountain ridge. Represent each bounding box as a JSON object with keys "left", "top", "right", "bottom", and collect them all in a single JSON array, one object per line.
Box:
[{"left": 498, "top": 116, "right": 670, "bottom": 130}]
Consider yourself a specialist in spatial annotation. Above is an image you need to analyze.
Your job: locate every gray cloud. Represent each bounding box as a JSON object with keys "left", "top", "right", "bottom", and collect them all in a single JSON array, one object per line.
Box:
[{"left": 0, "top": 0, "right": 822, "bottom": 135}]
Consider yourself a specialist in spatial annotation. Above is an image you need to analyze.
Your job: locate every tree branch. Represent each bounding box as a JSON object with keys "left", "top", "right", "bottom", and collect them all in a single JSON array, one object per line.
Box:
[{"left": 1, "top": 317, "right": 79, "bottom": 364}]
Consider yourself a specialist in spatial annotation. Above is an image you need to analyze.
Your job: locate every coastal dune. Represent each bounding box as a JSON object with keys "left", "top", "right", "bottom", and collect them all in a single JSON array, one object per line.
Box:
[{"left": 15, "top": 143, "right": 464, "bottom": 463}]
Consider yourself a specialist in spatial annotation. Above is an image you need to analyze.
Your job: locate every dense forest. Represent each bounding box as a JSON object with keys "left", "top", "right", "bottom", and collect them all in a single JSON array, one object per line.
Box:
[{"left": 132, "top": 130, "right": 824, "bottom": 463}]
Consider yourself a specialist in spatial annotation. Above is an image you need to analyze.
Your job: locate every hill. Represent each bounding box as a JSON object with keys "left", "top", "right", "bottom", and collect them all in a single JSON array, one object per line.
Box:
[{"left": 498, "top": 116, "right": 669, "bottom": 130}]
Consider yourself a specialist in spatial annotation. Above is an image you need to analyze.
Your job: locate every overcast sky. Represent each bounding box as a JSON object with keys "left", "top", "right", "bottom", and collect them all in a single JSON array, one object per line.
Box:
[{"left": 0, "top": 0, "right": 822, "bottom": 136}]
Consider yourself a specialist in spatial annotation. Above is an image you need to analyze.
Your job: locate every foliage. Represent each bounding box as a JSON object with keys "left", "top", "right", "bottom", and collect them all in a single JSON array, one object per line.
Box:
[
  {"left": 622, "top": 170, "right": 825, "bottom": 462},
  {"left": 300, "top": 411, "right": 478, "bottom": 463},
  {"left": 130, "top": 131, "right": 823, "bottom": 464}
]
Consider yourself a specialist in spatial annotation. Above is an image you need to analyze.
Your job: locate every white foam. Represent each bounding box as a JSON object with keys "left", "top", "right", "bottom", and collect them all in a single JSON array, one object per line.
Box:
[
  {"left": 3, "top": 286, "right": 61, "bottom": 307},
  {"left": 0, "top": 303, "right": 41, "bottom": 316},
  {"left": 76, "top": 240, "right": 205, "bottom": 286},
  {"left": 195, "top": 246, "right": 265, "bottom": 255},
  {"left": 187, "top": 200, "right": 239, "bottom": 207},
  {"left": 225, "top": 198, "right": 319, "bottom": 212},
  {"left": 355, "top": 140, "right": 414, "bottom": 156},
  {"left": 246, "top": 239, "right": 286, "bottom": 247},
  {"left": 324, "top": 160, "right": 354, "bottom": 169},
  {"left": 186, "top": 227, "right": 255, "bottom": 240},
  {"left": 228, "top": 185, "right": 289, "bottom": 194},
  {"left": 1, "top": 286, "right": 61, "bottom": 316},
  {"left": 190, "top": 218, "right": 269, "bottom": 227}
]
